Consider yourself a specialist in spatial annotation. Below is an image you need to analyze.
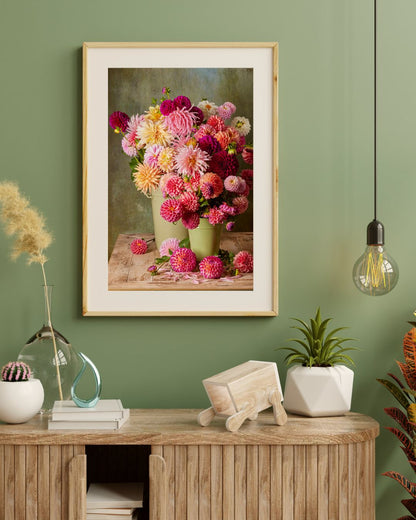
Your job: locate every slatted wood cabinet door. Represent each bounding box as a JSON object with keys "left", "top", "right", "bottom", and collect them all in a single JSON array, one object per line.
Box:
[
  {"left": 149, "top": 440, "right": 376, "bottom": 520},
  {"left": 0, "top": 444, "right": 85, "bottom": 520}
]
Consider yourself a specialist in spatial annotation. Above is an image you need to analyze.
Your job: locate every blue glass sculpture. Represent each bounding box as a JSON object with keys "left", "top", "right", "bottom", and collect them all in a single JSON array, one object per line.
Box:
[{"left": 71, "top": 352, "right": 102, "bottom": 408}]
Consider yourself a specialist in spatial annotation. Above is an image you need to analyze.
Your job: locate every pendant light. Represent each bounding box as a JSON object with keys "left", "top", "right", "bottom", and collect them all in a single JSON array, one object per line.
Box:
[{"left": 352, "top": 0, "right": 399, "bottom": 296}]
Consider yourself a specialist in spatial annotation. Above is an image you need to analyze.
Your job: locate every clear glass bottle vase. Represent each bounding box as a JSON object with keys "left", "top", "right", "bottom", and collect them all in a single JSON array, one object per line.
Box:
[{"left": 18, "top": 285, "right": 79, "bottom": 413}]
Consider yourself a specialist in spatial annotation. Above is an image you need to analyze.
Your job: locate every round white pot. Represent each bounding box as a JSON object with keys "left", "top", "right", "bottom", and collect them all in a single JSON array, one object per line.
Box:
[
  {"left": 0, "top": 379, "right": 44, "bottom": 424},
  {"left": 283, "top": 365, "right": 354, "bottom": 417}
]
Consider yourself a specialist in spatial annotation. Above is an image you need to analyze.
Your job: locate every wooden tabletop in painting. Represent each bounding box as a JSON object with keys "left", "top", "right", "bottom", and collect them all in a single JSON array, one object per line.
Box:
[
  {"left": 108, "top": 232, "right": 253, "bottom": 291},
  {"left": 0, "top": 409, "right": 379, "bottom": 446}
]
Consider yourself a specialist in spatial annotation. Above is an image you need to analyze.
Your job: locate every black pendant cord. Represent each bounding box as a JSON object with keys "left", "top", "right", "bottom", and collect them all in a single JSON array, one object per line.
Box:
[
  {"left": 373, "top": 0, "right": 377, "bottom": 221},
  {"left": 366, "top": 0, "right": 385, "bottom": 246}
]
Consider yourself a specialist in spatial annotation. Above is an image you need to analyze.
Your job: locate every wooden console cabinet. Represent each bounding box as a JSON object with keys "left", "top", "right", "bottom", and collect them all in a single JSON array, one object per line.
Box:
[{"left": 0, "top": 409, "right": 379, "bottom": 520}]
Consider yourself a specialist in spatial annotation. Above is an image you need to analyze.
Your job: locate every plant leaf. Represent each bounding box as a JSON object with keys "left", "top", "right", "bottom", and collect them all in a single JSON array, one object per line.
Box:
[
  {"left": 398, "top": 361, "right": 416, "bottom": 392},
  {"left": 409, "top": 404, "right": 416, "bottom": 424},
  {"left": 404, "top": 329, "right": 416, "bottom": 372},
  {"left": 386, "top": 427, "right": 413, "bottom": 451},
  {"left": 377, "top": 379, "right": 410, "bottom": 410},
  {"left": 402, "top": 498, "right": 416, "bottom": 516},
  {"left": 383, "top": 471, "right": 416, "bottom": 498},
  {"left": 389, "top": 369, "right": 406, "bottom": 390},
  {"left": 384, "top": 407, "right": 415, "bottom": 436}
]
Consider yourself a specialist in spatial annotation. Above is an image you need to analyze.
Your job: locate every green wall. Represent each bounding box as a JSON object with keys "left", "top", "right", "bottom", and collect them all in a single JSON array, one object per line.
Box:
[{"left": 0, "top": 0, "right": 415, "bottom": 518}]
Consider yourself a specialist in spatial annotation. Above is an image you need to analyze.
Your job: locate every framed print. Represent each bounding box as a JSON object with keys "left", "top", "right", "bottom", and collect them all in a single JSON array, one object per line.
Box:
[{"left": 83, "top": 42, "right": 278, "bottom": 316}]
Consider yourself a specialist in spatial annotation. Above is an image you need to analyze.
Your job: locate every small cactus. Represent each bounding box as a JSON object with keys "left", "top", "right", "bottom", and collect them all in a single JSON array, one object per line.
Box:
[{"left": 1, "top": 361, "right": 31, "bottom": 382}]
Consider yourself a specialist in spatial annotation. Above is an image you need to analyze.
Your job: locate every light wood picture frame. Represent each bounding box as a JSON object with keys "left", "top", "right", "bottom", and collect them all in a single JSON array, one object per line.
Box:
[{"left": 83, "top": 42, "right": 278, "bottom": 316}]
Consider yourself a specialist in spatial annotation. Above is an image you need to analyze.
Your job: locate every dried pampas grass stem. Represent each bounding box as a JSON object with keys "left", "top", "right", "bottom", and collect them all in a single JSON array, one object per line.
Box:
[{"left": 0, "top": 181, "right": 63, "bottom": 400}]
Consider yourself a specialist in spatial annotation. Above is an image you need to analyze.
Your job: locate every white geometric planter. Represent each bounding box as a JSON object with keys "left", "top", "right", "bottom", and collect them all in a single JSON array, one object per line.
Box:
[
  {"left": 283, "top": 365, "right": 354, "bottom": 417},
  {"left": 0, "top": 379, "right": 44, "bottom": 424}
]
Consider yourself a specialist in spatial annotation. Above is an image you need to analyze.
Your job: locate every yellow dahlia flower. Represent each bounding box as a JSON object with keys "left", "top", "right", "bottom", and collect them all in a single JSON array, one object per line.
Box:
[
  {"left": 136, "top": 119, "right": 173, "bottom": 147},
  {"left": 133, "top": 163, "right": 162, "bottom": 196}
]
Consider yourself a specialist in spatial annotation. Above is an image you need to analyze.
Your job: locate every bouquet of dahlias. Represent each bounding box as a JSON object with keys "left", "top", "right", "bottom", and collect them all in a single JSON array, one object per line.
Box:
[{"left": 109, "top": 88, "right": 253, "bottom": 232}]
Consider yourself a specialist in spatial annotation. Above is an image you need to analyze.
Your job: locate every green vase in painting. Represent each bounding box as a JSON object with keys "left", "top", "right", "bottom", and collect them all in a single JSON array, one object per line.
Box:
[
  {"left": 188, "top": 219, "right": 223, "bottom": 261},
  {"left": 151, "top": 188, "right": 188, "bottom": 251}
]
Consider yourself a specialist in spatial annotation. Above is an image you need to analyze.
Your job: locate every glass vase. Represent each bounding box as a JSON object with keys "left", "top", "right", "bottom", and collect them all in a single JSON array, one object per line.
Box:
[{"left": 17, "top": 286, "right": 80, "bottom": 413}]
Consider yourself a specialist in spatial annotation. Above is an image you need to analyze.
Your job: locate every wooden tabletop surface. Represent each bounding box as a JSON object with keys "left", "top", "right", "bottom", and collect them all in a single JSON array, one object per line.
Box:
[
  {"left": 0, "top": 409, "right": 379, "bottom": 446},
  {"left": 108, "top": 232, "right": 253, "bottom": 291}
]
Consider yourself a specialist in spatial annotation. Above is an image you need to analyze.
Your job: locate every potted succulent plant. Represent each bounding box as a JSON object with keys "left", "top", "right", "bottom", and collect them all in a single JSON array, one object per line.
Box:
[
  {"left": 277, "top": 308, "right": 357, "bottom": 417},
  {"left": 0, "top": 361, "right": 44, "bottom": 423}
]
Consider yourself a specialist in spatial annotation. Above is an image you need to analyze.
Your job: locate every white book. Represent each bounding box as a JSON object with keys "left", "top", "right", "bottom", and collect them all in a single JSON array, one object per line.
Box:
[
  {"left": 48, "top": 413, "right": 129, "bottom": 430},
  {"left": 86, "top": 482, "right": 143, "bottom": 509},
  {"left": 52, "top": 399, "right": 128, "bottom": 421},
  {"left": 87, "top": 508, "right": 135, "bottom": 515}
]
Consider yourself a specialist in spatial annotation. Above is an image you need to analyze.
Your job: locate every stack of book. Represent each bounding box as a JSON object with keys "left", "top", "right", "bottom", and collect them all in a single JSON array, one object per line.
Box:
[
  {"left": 48, "top": 399, "right": 130, "bottom": 430},
  {"left": 86, "top": 482, "right": 143, "bottom": 520}
]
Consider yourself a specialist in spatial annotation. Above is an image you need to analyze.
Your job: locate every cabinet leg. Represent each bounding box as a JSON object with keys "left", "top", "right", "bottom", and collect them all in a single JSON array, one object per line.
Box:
[{"left": 198, "top": 407, "right": 216, "bottom": 427}]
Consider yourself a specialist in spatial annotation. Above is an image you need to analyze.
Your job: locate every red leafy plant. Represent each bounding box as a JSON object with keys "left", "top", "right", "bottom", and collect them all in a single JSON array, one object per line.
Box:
[{"left": 377, "top": 323, "right": 416, "bottom": 520}]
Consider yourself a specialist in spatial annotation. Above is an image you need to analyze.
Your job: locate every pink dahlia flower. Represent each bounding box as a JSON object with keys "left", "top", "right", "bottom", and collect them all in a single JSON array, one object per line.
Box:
[
  {"left": 207, "top": 115, "right": 226, "bottom": 133},
  {"left": 160, "top": 198, "right": 183, "bottom": 223},
  {"left": 199, "top": 256, "right": 224, "bottom": 279},
  {"left": 170, "top": 247, "right": 197, "bottom": 272},
  {"left": 208, "top": 207, "right": 227, "bottom": 226},
  {"left": 160, "top": 99, "right": 176, "bottom": 116},
  {"left": 232, "top": 195, "right": 249, "bottom": 215},
  {"left": 241, "top": 168, "right": 253, "bottom": 188},
  {"left": 226, "top": 221, "right": 235, "bottom": 231},
  {"left": 236, "top": 135, "right": 246, "bottom": 154},
  {"left": 190, "top": 106, "right": 204, "bottom": 126},
  {"left": 214, "top": 131, "right": 231, "bottom": 151},
  {"left": 159, "top": 173, "right": 174, "bottom": 196},
  {"left": 165, "top": 108, "right": 195, "bottom": 137},
  {"left": 175, "top": 145, "right": 209, "bottom": 177},
  {"left": 194, "top": 124, "right": 216, "bottom": 141},
  {"left": 165, "top": 175, "right": 185, "bottom": 197},
  {"left": 109, "top": 111, "right": 130, "bottom": 132},
  {"left": 242, "top": 146, "right": 253, "bottom": 165},
  {"left": 219, "top": 202, "right": 237, "bottom": 216},
  {"left": 174, "top": 95, "right": 192, "bottom": 110},
  {"left": 200, "top": 172, "right": 223, "bottom": 199},
  {"left": 127, "top": 114, "right": 145, "bottom": 141},
  {"left": 233, "top": 251, "right": 253, "bottom": 273},
  {"left": 198, "top": 135, "right": 222, "bottom": 156},
  {"left": 144, "top": 144, "right": 163, "bottom": 167},
  {"left": 217, "top": 102, "right": 236, "bottom": 120},
  {"left": 159, "top": 237, "right": 180, "bottom": 257},
  {"left": 224, "top": 176, "right": 244, "bottom": 193},
  {"left": 181, "top": 212, "right": 200, "bottom": 230},
  {"left": 209, "top": 150, "right": 239, "bottom": 179},
  {"left": 121, "top": 133, "right": 138, "bottom": 157},
  {"left": 130, "top": 238, "right": 147, "bottom": 255},
  {"left": 180, "top": 192, "right": 199, "bottom": 212},
  {"left": 184, "top": 173, "right": 201, "bottom": 192}
]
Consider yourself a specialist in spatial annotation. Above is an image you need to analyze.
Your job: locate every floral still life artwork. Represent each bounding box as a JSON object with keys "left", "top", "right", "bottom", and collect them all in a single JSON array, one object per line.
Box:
[
  {"left": 83, "top": 43, "right": 277, "bottom": 315},
  {"left": 108, "top": 75, "right": 254, "bottom": 292}
]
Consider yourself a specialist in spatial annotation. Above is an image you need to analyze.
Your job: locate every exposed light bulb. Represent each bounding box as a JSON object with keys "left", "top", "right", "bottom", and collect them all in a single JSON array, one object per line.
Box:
[
  {"left": 352, "top": 220, "right": 398, "bottom": 296},
  {"left": 353, "top": 245, "right": 398, "bottom": 295}
]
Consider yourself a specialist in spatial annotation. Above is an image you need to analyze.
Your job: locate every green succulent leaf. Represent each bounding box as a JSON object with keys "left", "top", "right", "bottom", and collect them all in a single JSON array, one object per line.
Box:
[{"left": 277, "top": 308, "right": 358, "bottom": 367}]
